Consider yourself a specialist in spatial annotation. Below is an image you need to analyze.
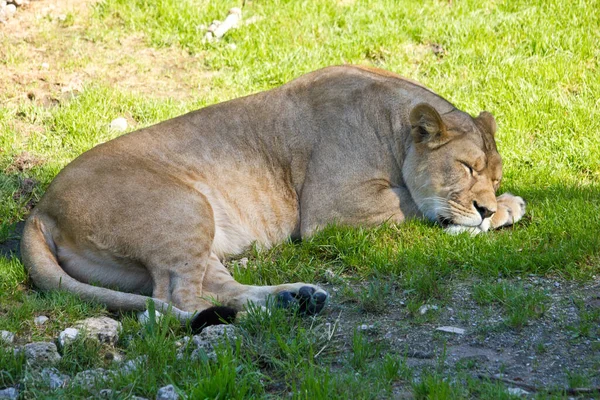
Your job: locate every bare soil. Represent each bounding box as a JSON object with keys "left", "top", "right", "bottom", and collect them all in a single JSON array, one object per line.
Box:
[{"left": 324, "top": 279, "right": 600, "bottom": 395}]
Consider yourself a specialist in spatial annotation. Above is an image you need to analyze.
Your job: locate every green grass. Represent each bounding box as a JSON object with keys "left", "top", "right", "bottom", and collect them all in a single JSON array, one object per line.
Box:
[
  {"left": 472, "top": 281, "right": 549, "bottom": 329},
  {"left": 1, "top": 0, "right": 600, "bottom": 397}
]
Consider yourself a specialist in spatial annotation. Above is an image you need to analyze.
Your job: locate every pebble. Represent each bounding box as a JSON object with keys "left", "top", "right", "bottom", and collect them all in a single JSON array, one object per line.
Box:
[
  {"left": 418, "top": 304, "right": 438, "bottom": 315},
  {"left": 156, "top": 384, "right": 179, "bottom": 400},
  {"left": 357, "top": 324, "right": 375, "bottom": 332},
  {"left": 39, "top": 367, "right": 69, "bottom": 389},
  {"left": 34, "top": 315, "right": 49, "bottom": 326},
  {"left": 110, "top": 117, "right": 128, "bottom": 132},
  {"left": 0, "top": 330, "right": 15, "bottom": 344},
  {"left": 23, "top": 342, "right": 62, "bottom": 367},
  {"left": 0, "top": 387, "right": 18, "bottom": 399},
  {"left": 435, "top": 326, "right": 466, "bottom": 335},
  {"left": 138, "top": 309, "right": 163, "bottom": 325},
  {"left": 73, "top": 316, "right": 121, "bottom": 344},
  {"left": 73, "top": 368, "right": 111, "bottom": 388},
  {"left": 507, "top": 387, "right": 530, "bottom": 396},
  {"left": 58, "top": 327, "right": 80, "bottom": 347},
  {"left": 6, "top": 4, "right": 16, "bottom": 17}
]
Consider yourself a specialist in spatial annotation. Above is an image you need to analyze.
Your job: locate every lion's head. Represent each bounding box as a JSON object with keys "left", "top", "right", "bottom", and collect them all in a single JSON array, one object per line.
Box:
[{"left": 402, "top": 103, "right": 501, "bottom": 230}]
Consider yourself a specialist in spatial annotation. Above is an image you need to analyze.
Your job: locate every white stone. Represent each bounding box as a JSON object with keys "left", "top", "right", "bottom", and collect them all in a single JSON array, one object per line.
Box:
[
  {"left": 23, "top": 342, "right": 61, "bottom": 367},
  {"left": 435, "top": 326, "right": 466, "bottom": 335},
  {"left": 418, "top": 304, "right": 438, "bottom": 315},
  {"left": 178, "top": 325, "right": 238, "bottom": 362},
  {"left": 120, "top": 356, "right": 147, "bottom": 375},
  {"left": 73, "top": 316, "right": 121, "bottom": 344},
  {"left": 41, "top": 62, "right": 50, "bottom": 70},
  {"left": 40, "top": 367, "right": 69, "bottom": 389},
  {"left": 357, "top": 324, "right": 375, "bottom": 331},
  {"left": 138, "top": 309, "right": 163, "bottom": 325},
  {"left": 5, "top": 3, "right": 16, "bottom": 16},
  {"left": 34, "top": 315, "right": 49, "bottom": 326},
  {"left": 0, "top": 387, "right": 18, "bottom": 399},
  {"left": 0, "top": 330, "right": 15, "bottom": 344},
  {"left": 73, "top": 368, "right": 112, "bottom": 388},
  {"left": 109, "top": 117, "right": 128, "bottom": 132},
  {"left": 507, "top": 387, "right": 530, "bottom": 396},
  {"left": 58, "top": 327, "right": 80, "bottom": 347},
  {"left": 156, "top": 384, "right": 179, "bottom": 400}
]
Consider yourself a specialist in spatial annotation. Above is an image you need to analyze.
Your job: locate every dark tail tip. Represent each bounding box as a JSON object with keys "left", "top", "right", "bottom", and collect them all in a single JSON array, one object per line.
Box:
[{"left": 190, "top": 306, "right": 237, "bottom": 333}]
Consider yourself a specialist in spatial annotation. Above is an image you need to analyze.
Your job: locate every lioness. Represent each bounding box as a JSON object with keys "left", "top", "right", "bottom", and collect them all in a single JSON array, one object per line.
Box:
[{"left": 21, "top": 65, "right": 525, "bottom": 330}]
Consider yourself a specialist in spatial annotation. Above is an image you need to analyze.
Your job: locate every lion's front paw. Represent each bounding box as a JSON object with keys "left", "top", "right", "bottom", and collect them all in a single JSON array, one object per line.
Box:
[
  {"left": 276, "top": 285, "right": 329, "bottom": 315},
  {"left": 490, "top": 193, "right": 526, "bottom": 229}
]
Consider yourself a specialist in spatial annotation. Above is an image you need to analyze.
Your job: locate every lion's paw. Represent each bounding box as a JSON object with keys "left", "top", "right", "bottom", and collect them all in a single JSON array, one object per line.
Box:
[
  {"left": 276, "top": 285, "right": 328, "bottom": 315},
  {"left": 491, "top": 193, "right": 526, "bottom": 229}
]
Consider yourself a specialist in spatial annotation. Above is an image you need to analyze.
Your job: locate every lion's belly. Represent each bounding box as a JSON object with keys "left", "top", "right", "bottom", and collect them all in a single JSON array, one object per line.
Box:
[{"left": 192, "top": 177, "right": 300, "bottom": 258}]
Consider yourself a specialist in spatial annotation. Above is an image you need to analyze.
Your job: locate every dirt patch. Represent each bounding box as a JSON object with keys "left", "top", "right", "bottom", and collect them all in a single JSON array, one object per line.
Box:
[
  {"left": 322, "top": 277, "right": 600, "bottom": 394},
  {"left": 5, "top": 151, "right": 44, "bottom": 173},
  {"left": 1, "top": 0, "right": 218, "bottom": 111}
]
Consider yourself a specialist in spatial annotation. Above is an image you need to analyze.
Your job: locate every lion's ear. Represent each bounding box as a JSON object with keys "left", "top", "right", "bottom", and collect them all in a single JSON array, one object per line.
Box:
[
  {"left": 409, "top": 103, "right": 448, "bottom": 146},
  {"left": 476, "top": 111, "right": 497, "bottom": 136}
]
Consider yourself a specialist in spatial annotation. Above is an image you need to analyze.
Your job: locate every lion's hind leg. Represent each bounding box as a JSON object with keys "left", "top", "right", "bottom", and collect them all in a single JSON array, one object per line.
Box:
[{"left": 200, "top": 253, "right": 329, "bottom": 316}]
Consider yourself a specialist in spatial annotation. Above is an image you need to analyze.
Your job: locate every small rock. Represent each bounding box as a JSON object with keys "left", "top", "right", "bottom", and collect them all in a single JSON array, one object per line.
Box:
[
  {"left": 23, "top": 342, "right": 61, "bottom": 367},
  {"left": 58, "top": 327, "right": 80, "bottom": 347},
  {"left": 436, "top": 326, "right": 466, "bottom": 335},
  {"left": 73, "top": 316, "right": 121, "bottom": 345},
  {"left": 156, "top": 384, "right": 179, "bottom": 400},
  {"left": 5, "top": 3, "right": 15, "bottom": 17},
  {"left": 40, "top": 367, "right": 69, "bottom": 389},
  {"left": 34, "top": 315, "right": 49, "bottom": 326},
  {"left": 0, "top": 387, "right": 18, "bottom": 399},
  {"left": 226, "top": 43, "right": 237, "bottom": 51},
  {"left": 99, "top": 389, "right": 116, "bottom": 398},
  {"left": 109, "top": 117, "right": 128, "bottom": 132},
  {"left": 554, "top": 282, "right": 560, "bottom": 288},
  {"left": 138, "top": 309, "right": 163, "bottom": 325},
  {"left": 507, "top": 387, "right": 530, "bottom": 396},
  {"left": 179, "top": 326, "right": 238, "bottom": 361},
  {"left": 73, "top": 368, "right": 111, "bottom": 388},
  {"left": 357, "top": 324, "right": 375, "bottom": 332},
  {"left": 239, "top": 257, "right": 249, "bottom": 268},
  {"left": 120, "top": 356, "right": 147, "bottom": 375},
  {"left": 418, "top": 304, "right": 438, "bottom": 315},
  {"left": 13, "top": 0, "right": 23, "bottom": 5},
  {"left": 0, "top": 330, "right": 15, "bottom": 345},
  {"left": 41, "top": 62, "right": 50, "bottom": 70},
  {"left": 197, "top": 324, "right": 238, "bottom": 343}
]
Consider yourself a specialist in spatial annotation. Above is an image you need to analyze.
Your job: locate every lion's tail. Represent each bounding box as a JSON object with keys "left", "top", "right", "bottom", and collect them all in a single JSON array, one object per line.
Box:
[{"left": 20, "top": 215, "right": 236, "bottom": 330}]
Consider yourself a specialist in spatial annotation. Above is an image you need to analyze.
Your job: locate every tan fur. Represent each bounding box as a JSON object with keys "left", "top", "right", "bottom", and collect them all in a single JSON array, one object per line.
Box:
[{"left": 20, "top": 65, "right": 525, "bottom": 318}]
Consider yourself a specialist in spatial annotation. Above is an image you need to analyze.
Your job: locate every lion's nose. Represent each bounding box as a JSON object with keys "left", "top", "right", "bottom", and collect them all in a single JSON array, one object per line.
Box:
[{"left": 473, "top": 201, "right": 495, "bottom": 219}]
